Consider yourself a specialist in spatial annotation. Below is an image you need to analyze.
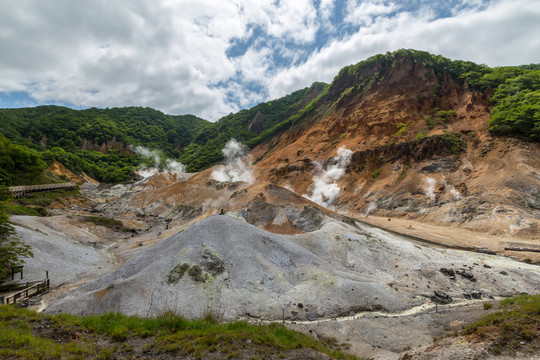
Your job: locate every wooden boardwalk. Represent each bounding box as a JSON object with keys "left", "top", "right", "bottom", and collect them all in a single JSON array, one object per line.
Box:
[
  {"left": 8, "top": 182, "right": 77, "bottom": 198},
  {"left": 1, "top": 279, "right": 50, "bottom": 304}
]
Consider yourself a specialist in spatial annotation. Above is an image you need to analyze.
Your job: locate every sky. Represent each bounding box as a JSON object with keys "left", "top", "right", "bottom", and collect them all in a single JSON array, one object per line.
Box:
[{"left": 0, "top": 0, "right": 539, "bottom": 121}]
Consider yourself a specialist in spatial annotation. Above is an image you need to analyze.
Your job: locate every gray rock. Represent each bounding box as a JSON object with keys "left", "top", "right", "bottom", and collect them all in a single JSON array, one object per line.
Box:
[
  {"left": 293, "top": 206, "right": 325, "bottom": 232},
  {"left": 432, "top": 290, "right": 452, "bottom": 304},
  {"left": 419, "top": 159, "right": 458, "bottom": 173},
  {"left": 470, "top": 290, "right": 482, "bottom": 299},
  {"left": 46, "top": 215, "right": 406, "bottom": 320}
]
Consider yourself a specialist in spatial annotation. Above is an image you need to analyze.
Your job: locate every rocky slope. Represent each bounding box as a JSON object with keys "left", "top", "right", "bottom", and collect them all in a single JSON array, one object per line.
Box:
[{"left": 250, "top": 53, "right": 540, "bottom": 241}]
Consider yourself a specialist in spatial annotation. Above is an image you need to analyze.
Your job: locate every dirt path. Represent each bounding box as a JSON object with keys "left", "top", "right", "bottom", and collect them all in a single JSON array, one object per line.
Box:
[
  {"left": 356, "top": 215, "right": 540, "bottom": 263},
  {"left": 241, "top": 297, "right": 492, "bottom": 325}
]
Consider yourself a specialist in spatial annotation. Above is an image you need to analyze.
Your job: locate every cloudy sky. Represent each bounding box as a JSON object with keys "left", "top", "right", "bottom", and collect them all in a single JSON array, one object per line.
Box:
[{"left": 0, "top": 0, "right": 539, "bottom": 120}]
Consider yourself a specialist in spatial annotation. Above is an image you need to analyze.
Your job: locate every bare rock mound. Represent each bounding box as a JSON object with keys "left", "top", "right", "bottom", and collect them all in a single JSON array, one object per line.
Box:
[
  {"left": 46, "top": 215, "right": 540, "bottom": 321},
  {"left": 46, "top": 215, "right": 403, "bottom": 319}
]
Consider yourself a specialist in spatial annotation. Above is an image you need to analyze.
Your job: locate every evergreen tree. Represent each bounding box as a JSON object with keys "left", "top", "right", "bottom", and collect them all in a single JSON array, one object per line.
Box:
[{"left": 0, "top": 186, "right": 33, "bottom": 280}]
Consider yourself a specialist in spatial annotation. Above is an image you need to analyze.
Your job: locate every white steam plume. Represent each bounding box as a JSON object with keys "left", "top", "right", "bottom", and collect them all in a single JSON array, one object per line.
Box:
[
  {"left": 211, "top": 139, "right": 254, "bottom": 183},
  {"left": 137, "top": 168, "right": 159, "bottom": 179},
  {"left": 305, "top": 146, "right": 353, "bottom": 208},
  {"left": 447, "top": 185, "right": 461, "bottom": 200},
  {"left": 424, "top": 177, "right": 436, "bottom": 202},
  {"left": 133, "top": 146, "right": 161, "bottom": 165},
  {"left": 132, "top": 145, "right": 186, "bottom": 179},
  {"left": 165, "top": 159, "right": 186, "bottom": 176},
  {"left": 364, "top": 201, "right": 378, "bottom": 215}
]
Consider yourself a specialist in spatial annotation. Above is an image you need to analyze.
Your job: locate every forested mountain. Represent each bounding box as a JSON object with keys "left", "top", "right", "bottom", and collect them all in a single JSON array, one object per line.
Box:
[
  {"left": 0, "top": 83, "right": 326, "bottom": 182},
  {"left": 0, "top": 107, "right": 209, "bottom": 183},
  {"left": 0, "top": 106, "right": 209, "bottom": 156},
  {"left": 0, "top": 49, "right": 538, "bottom": 185}
]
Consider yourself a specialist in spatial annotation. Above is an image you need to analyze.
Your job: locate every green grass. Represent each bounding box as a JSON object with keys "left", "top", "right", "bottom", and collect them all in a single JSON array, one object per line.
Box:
[
  {"left": 397, "top": 165, "right": 409, "bottom": 182},
  {"left": 0, "top": 305, "right": 361, "bottom": 359},
  {"left": 393, "top": 123, "right": 407, "bottom": 137},
  {"left": 83, "top": 216, "right": 130, "bottom": 232},
  {"left": 6, "top": 203, "right": 41, "bottom": 216},
  {"left": 461, "top": 294, "right": 540, "bottom": 354},
  {"left": 436, "top": 109, "right": 457, "bottom": 120},
  {"left": 14, "top": 188, "right": 81, "bottom": 207},
  {"left": 440, "top": 131, "right": 464, "bottom": 155},
  {"left": 424, "top": 114, "right": 436, "bottom": 129},
  {"left": 0, "top": 306, "right": 97, "bottom": 359},
  {"left": 371, "top": 168, "right": 381, "bottom": 181},
  {"left": 424, "top": 109, "right": 456, "bottom": 130},
  {"left": 7, "top": 187, "right": 81, "bottom": 216}
]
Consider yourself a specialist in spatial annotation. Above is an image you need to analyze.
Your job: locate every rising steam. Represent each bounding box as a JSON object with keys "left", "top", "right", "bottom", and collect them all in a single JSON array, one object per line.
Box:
[
  {"left": 424, "top": 177, "right": 436, "bottom": 202},
  {"left": 423, "top": 177, "right": 462, "bottom": 203},
  {"left": 211, "top": 139, "right": 254, "bottom": 183},
  {"left": 133, "top": 146, "right": 160, "bottom": 164},
  {"left": 447, "top": 184, "right": 461, "bottom": 200},
  {"left": 305, "top": 146, "right": 353, "bottom": 208},
  {"left": 132, "top": 146, "right": 186, "bottom": 178},
  {"left": 364, "top": 201, "right": 378, "bottom": 215}
]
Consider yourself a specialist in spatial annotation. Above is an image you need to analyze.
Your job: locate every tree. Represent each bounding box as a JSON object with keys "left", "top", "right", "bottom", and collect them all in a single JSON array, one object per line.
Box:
[
  {"left": 488, "top": 71, "right": 540, "bottom": 141},
  {"left": 0, "top": 186, "right": 33, "bottom": 280}
]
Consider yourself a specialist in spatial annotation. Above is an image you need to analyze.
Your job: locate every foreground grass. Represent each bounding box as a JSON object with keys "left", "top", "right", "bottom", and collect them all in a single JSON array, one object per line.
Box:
[
  {"left": 461, "top": 294, "right": 540, "bottom": 355},
  {"left": 0, "top": 305, "right": 359, "bottom": 359}
]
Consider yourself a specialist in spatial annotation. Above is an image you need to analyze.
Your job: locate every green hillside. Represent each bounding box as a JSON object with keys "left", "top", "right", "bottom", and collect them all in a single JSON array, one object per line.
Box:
[
  {"left": 0, "top": 49, "right": 538, "bottom": 185},
  {"left": 0, "top": 107, "right": 209, "bottom": 184},
  {"left": 0, "top": 83, "right": 325, "bottom": 180},
  {"left": 0, "top": 106, "right": 209, "bottom": 156},
  {"left": 179, "top": 82, "right": 327, "bottom": 171}
]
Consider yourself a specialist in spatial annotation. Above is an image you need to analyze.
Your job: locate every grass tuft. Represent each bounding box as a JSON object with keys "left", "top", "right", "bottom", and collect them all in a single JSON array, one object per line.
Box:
[
  {"left": 0, "top": 305, "right": 363, "bottom": 359},
  {"left": 461, "top": 294, "right": 540, "bottom": 354}
]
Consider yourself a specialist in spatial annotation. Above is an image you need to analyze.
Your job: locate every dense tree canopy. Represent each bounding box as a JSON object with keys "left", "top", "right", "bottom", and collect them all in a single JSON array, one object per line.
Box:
[
  {"left": 0, "top": 134, "right": 47, "bottom": 186},
  {"left": 0, "top": 186, "right": 33, "bottom": 280},
  {"left": 488, "top": 70, "right": 540, "bottom": 140},
  {"left": 0, "top": 106, "right": 208, "bottom": 156},
  {"left": 0, "top": 107, "right": 208, "bottom": 183}
]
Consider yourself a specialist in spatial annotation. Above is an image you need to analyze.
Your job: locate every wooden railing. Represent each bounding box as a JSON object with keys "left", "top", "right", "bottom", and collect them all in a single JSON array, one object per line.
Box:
[
  {"left": 9, "top": 182, "right": 77, "bottom": 198},
  {"left": 1, "top": 279, "right": 50, "bottom": 305}
]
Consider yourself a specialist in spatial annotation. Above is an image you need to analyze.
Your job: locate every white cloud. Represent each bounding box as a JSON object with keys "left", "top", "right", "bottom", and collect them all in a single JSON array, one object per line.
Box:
[
  {"left": 267, "top": 0, "right": 540, "bottom": 99},
  {"left": 319, "top": 0, "right": 335, "bottom": 22},
  {"left": 345, "top": 0, "right": 398, "bottom": 25},
  {"left": 0, "top": 0, "right": 538, "bottom": 121},
  {"left": 240, "top": 0, "right": 319, "bottom": 44}
]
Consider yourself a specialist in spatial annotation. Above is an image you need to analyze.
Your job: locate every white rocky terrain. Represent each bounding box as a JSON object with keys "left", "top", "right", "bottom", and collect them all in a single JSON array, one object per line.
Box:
[
  {"left": 46, "top": 215, "right": 540, "bottom": 321},
  {"left": 10, "top": 215, "right": 115, "bottom": 288}
]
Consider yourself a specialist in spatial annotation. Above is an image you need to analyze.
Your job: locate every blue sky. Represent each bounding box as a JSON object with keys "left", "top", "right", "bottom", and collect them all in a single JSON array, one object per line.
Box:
[{"left": 0, "top": 0, "right": 539, "bottom": 121}]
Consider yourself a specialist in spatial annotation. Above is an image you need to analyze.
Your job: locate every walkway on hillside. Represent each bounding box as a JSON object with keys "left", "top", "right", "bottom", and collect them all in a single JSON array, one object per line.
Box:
[{"left": 8, "top": 182, "right": 77, "bottom": 198}]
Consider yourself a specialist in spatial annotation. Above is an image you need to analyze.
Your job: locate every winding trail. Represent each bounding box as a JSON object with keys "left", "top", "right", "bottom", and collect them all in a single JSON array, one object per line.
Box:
[{"left": 240, "top": 298, "right": 493, "bottom": 325}]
